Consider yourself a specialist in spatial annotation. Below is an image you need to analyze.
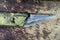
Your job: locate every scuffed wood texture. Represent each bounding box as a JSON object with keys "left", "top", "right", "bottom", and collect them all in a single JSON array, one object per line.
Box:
[
  {"left": 0, "top": 14, "right": 60, "bottom": 40},
  {"left": 0, "top": 1, "right": 60, "bottom": 40},
  {"left": 0, "top": 0, "right": 60, "bottom": 14}
]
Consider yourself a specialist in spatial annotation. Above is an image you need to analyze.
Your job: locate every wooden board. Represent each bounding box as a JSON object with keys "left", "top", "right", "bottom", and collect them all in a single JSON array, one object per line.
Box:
[{"left": 0, "top": 1, "right": 58, "bottom": 14}]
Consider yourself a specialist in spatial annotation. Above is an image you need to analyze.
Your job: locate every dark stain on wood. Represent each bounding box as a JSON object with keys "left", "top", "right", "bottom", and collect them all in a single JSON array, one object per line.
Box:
[{"left": 42, "top": 28, "right": 51, "bottom": 39}]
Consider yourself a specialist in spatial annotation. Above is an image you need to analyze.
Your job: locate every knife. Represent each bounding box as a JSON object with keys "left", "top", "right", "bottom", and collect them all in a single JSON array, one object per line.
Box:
[{"left": 0, "top": 12, "right": 56, "bottom": 27}]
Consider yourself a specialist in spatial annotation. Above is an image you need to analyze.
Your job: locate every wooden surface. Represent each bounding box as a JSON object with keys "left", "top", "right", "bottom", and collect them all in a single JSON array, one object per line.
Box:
[
  {"left": 0, "top": 1, "right": 60, "bottom": 40},
  {"left": 0, "top": 14, "right": 60, "bottom": 40},
  {"left": 0, "top": 1, "right": 59, "bottom": 14}
]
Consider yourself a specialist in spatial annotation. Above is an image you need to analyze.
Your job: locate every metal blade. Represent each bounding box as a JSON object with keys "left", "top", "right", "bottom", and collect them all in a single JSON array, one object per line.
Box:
[{"left": 24, "top": 14, "right": 56, "bottom": 26}]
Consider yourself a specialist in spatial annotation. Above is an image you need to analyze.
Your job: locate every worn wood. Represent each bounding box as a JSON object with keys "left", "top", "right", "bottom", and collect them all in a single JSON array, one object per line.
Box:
[
  {"left": 0, "top": 0, "right": 59, "bottom": 14},
  {"left": 0, "top": 14, "right": 59, "bottom": 40}
]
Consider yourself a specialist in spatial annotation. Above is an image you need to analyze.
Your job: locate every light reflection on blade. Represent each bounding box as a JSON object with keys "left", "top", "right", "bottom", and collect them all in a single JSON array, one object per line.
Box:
[{"left": 24, "top": 14, "right": 56, "bottom": 26}]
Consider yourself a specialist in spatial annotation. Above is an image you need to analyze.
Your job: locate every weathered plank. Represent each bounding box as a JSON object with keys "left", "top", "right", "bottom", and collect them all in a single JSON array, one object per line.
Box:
[{"left": 0, "top": 0, "right": 59, "bottom": 14}]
